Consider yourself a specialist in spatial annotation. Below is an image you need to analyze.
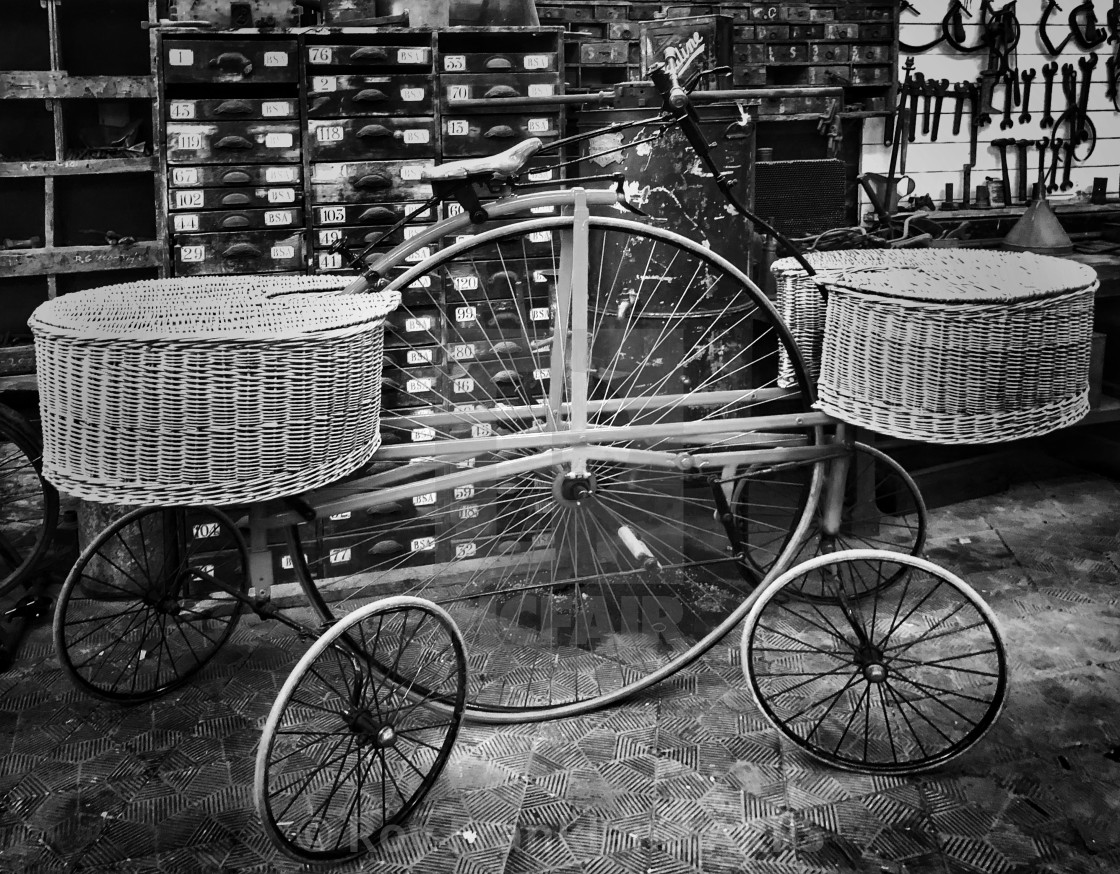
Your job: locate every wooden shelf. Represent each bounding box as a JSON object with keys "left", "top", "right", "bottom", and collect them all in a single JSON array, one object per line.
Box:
[
  {"left": 0, "top": 72, "right": 154, "bottom": 99},
  {"left": 0, "top": 157, "right": 156, "bottom": 177},
  {"left": 0, "top": 242, "right": 165, "bottom": 277}
]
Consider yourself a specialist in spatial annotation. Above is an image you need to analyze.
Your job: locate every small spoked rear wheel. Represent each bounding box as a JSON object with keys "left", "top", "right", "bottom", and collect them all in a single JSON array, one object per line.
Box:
[
  {"left": 741, "top": 548, "right": 1008, "bottom": 774},
  {"left": 255, "top": 596, "right": 466, "bottom": 864},
  {"left": 53, "top": 506, "right": 247, "bottom": 702}
]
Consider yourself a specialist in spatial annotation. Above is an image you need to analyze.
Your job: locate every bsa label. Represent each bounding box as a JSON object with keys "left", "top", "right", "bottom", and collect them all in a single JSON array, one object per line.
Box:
[
  {"left": 263, "top": 52, "right": 288, "bottom": 67},
  {"left": 406, "top": 349, "right": 434, "bottom": 364},
  {"left": 527, "top": 117, "right": 550, "bottom": 133},
  {"left": 401, "top": 87, "right": 425, "bottom": 101},
  {"left": 267, "top": 188, "right": 296, "bottom": 203},
  {"left": 264, "top": 210, "right": 293, "bottom": 226},
  {"left": 262, "top": 101, "right": 291, "bottom": 117},
  {"left": 413, "top": 492, "right": 437, "bottom": 506},
  {"left": 271, "top": 245, "right": 296, "bottom": 260},
  {"left": 265, "top": 132, "right": 294, "bottom": 148},
  {"left": 403, "top": 129, "right": 430, "bottom": 144},
  {"left": 528, "top": 84, "right": 554, "bottom": 97},
  {"left": 397, "top": 48, "right": 427, "bottom": 65},
  {"left": 524, "top": 54, "right": 549, "bottom": 70},
  {"left": 266, "top": 166, "right": 297, "bottom": 183},
  {"left": 412, "top": 536, "right": 436, "bottom": 551}
]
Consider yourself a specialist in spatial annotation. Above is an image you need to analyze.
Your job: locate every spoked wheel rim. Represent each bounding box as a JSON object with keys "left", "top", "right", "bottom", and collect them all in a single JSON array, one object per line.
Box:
[
  {"left": 0, "top": 405, "right": 59, "bottom": 598},
  {"left": 255, "top": 596, "right": 466, "bottom": 863},
  {"left": 287, "top": 214, "right": 821, "bottom": 720},
  {"left": 53, "top": 506, "right": 247, "bottom": 702},
  {"left": 741, "top": 548, "right": 1008, "bottom": 773}
]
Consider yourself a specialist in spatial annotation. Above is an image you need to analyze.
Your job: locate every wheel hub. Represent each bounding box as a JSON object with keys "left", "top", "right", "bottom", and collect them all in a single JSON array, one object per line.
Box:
[
  {"left": 854, "top": 643, "right": 888, "bottom": 683},
  {"left": 554, "top": 471, "right": 596, "bottom": 505},
  {"left": 343, "top": 708, "right": 397, "bottom": 747}
]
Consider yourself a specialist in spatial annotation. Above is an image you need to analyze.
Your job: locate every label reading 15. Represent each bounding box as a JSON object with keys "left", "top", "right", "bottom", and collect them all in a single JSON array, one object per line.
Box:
[{"left": 447, "top": 120, "right": 470, "bottom": 136}]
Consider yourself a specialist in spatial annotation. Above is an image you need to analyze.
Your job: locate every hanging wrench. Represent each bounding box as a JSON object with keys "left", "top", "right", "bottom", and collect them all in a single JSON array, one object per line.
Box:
[
  {"left": 909, "top": 72, "right": 925, "bottom": 142},
  {"left": 1060, "top": 139, "right": 1075, "bottom": 190},
  {"left": 1040, "top": 61, "right": 1058, "bottom": 128},
  {"left": 1077, "top": 53, "right": 1098, "bottom": 143},
  {"left": 1035, "top": 137, "right": 1049, "bottom": 200},
  {"left": 1047, "top": 136, "right": 1063, "bottom": 192},
  {"left": 1000, "top": 70, "right": 1016, "bottom": 129},
  {"left": 930, "top": 78, "right": 950, "bottom": 140},
  {"left": 952, "top": 81, "right": 968, "bottom": 135},
  {"left": 1019, "top": 68, "right": 1036, "bottom": 123}
]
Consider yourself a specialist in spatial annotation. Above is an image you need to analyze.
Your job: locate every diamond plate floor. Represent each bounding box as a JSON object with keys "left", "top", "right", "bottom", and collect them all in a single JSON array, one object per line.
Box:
[{"left": 1, "top": 448, "right": 1118, "bottom": 874}]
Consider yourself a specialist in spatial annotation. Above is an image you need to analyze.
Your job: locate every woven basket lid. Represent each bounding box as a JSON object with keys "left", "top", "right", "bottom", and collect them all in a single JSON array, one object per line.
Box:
[
  {"left": 30, "top": 275, "right": 398, "bottom": 342},
  {"left": 771, "top": 249, "right": 1097, "bottom": 303}
]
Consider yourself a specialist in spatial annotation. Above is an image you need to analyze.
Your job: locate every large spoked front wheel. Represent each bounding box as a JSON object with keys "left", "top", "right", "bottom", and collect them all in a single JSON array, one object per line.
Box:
[
  {"left": 255, "top": 596, "right": 466, "bottom": 864},
  {"left": 0, "top": 404, "right": 59, "bottom": 597},
  {"left": 53, "top": 506, "right": 247, "bottom": 702},
  {"left": 741, "top": 549, "right": 1008, "bottom": 774},
  {"left": 290, "top": 212, "right": 821, "bottom": 720}
]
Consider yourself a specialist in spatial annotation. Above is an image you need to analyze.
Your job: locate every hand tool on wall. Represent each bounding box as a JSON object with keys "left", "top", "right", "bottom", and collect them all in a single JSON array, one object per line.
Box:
[
  {"left": 1041, "top": 0, "right": 1074, "bottom": 54},
  {"left": 978, "top": 70, "right": 997, "bottom": 124},
  {"left": 1000, "top": 72, "right": 1015, "bottom": 129},
  {"left": 1060, "top": 139, "right": 1075, "bottom": 190},
  {"left": 962, "top": 164, "right": 972, "bottom": 207},
  {"left": 968, "top": 81, "right": 982, "bottom": 165},
  {"left": 1035, "top": 137, "right": 1049, "bottom": 200},
  {"left": 909, "top": 72, "right": 925, "bottom": 141},
  {"left": 930, "top": 79, "right": 950, "bottom": 140},
  {"left": 952, "top": 81, "right": 968, "bottom": 134},
  {"left": 886, "top": 57, "right": 916, "bottom": 147},
  {"left": 1015, "top": 139, "right": 1032, "bottom": 202},
  {"left": 1040, "top": 62, "right": 1058, "bottom": 127},
  {"left": 921, "top": 77, "right": 935, "bottom": 135},
  {"left": 1047, "top": 136, "right": 1063, "bottom": 192},
  {"left": 1061, "top": 62, "right": 1077, "bottom": 144},
  {"left": 1076, "top": 53, "right": 1097, "bottom": 143},
  {"left": 940, "top": 182, "right": 957, "bottom": 209},
  {"left": 992, "top": 138, "right": 1014, "bottom": 204},
  {"left": 1070, "top": 0, "right": 1108, "bottom": 49},
  {"left": 1018, "top": 68, "right": 1035, "bottom": 123},
  {"left": 1107, "top": 56, "right": 1118, "bottom": 106}
]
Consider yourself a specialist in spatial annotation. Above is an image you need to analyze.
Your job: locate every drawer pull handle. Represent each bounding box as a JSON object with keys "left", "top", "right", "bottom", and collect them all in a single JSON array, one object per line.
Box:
[
  {"left": 214, "top": 135, "right": 254, "bottom": 150},
  {"left": 366, "top": 502, "right": 402, "bottom": 516},
  {"left": 222, "top": 242, "right": 261, "bottom": 258},
  {"left": 483, "top": 85, "right": 520, "bottom": 99},
  {"left": 309, "top": 96, "right": 331, "bottom": 112},
  {"left": 352, "top": 174, "right": 392, "bottom": 189},
  {"left": 358, "top": 206, "right": 398, "bottom": 222},
  {"left": 483, "top": 124, "right": 516, "bottom": 139},
  {"left": 219, "top": 193, "right": 252, "bottom": 206},
  {"left": 351, "top": 46, "right": 389, "bottom": 61},
  {"left": 219, "top": 170, "right": 252, "bottom": 185},
  {"left": 485, "top": 56, "right": 513, "bottom": 70},
  {"left": 490, "top": 311, "right": 521, "bottom": 326},
  {"left": 368, "top": 540, "right": 404, "bottom": 556},
  {"left": 491, "top": 340, "right": 523, "bottom": 354},
  {"left": 381, "top": 376, "right": 402, "bottom": 391},
  {"left": 209, "top": 52, "right": 253, "bottom": 76},
  {"left": 354, "top": 88, "right": 389, "bottom": 103},
  {"left": 362, "top": 231, "right": 383, "bottom": 243},
  {"left": 219, "top": 214, "right": 251, "bottom": 229},
  {"left": 214, "top": 99, "right": 254, "bottom": 116},
  {"left": 357, "top": 124, "right": 393, "bottom": 139},
  {"left": 492, "top": 369, "right": 520, "bottom": 385},
  {"left": 488, "top": 270, "right": 518, "bottom": 289}
]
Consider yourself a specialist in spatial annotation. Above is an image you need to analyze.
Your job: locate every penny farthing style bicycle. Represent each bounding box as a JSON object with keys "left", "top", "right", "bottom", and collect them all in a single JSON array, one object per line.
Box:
[{"left": 43, "top": 66, "right": 1008, "bottom": 863}]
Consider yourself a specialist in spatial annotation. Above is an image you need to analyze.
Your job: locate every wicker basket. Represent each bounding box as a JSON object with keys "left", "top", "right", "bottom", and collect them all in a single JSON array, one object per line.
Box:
[
  {"left": 780, "top": 249, "right": 1097, "bottom": 443},
  {"left": 30, "top": 276, "right": 399, "bottom": 506}
]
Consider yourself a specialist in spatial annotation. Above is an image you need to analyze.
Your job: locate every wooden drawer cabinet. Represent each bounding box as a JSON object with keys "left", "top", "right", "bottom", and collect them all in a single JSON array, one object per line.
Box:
[
  {"left": 440, "top": 51, "right": 558, "bottom": 73},
  {"left": 312, "top": 202, "right": 435, "bottom": 227},
  {"left": 441, "top": 74, "right": 560, "bottom": 106},
  {"left": 306, "top": 43, "right": 431, "bottom": 69}
]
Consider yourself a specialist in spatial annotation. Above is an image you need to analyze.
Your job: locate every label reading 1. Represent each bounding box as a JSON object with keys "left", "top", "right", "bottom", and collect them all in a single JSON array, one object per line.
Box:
[
  {"left": 265, "top": 132, "right": 294, "bottom": 148},
  {"left": 317, "top": 125, "right": 345, "bottom": 143},
  {"left": 262, "top": 101, "right": 290, "bottom": 117},
  {"left": 451, "top": 344, "right": 475, "bottom": 360},
  {"left": 406, "top": 377, "right": 435, "bottom": 393},
  {"left": 168, "top": 48, "right": 194, "bottom": 66},
  {"left": 263, "top": 51, "right": 288, "bottom": 67},
  {"left": 400, "top": 87, "right": 425, "bottom": 101},
  {"left": 527, "top": 117, "right": 550, "bottom": 133},
  {"left": 413, "top": 492, "right": 438, "bottom": 506},
  {"left": 400, "top": 165, "right": 423, "bottom": 181},
  {"left": 266, "top": 167, "right": 296, "bottom": 183},
  {"left": 319, "top": 206, "right": 346, "bottom": 225},
  {"left": 312, "top": 76, "right": 337, "bottom": 92},
  {"left": 443, "top": 55, "right": 467, "bottom": 71},
  {"left": 172, "top": 168, "right": 199, "bottom": 185},
  {"left": 318, "top": 230, "right": 342, "bottom": 246},
  {"left": 454, "top": 485, "right": 475, "bottom": 500},
  {"left": 454, "top": 542, "right": 477, "bottom": 559},
  {"left": 453, "top": 377, "right": 475, "bottom": 394},
  {"left": 265, "top": 210, "right": 292, "bottom": 226},
  {"left": 169, "top": 102, "right": 195, "bottom": 120},
  {"left": 447, "top": 120, "right": 469, "bottom": 136},
  {"left": 527, "top": 84, "right": 554, "bottom": 97},
  {"left": 180, "top": 245, "right": 206, "bottom": 262},
  {"left": 398, "top": 48, "right": 427, "bottom": 65},
  {"left": 412, "top": 536, "right": 436, "bottom": 552},
  {"left": 174, "top": 190, "right": 204, "bottom": 209},
  {"left": 308, "top": 47, "right": 333, "bottom": 65},
  {"left": 403, "top": 129, "right": 430, "bottom": 144},
  {"left": 523, "top": 54, "right": 550, "bottom": 70},
  {"left": 174, "top": 132, "right": 204, "bottom": 150},
  {"left": 406, "top": 349, "right": 434, "bottom": 364},
  {"left": 268, "top": 188, "right": 296, "bottom": 203},
  {"left": 271, "top": 245, "right": 296, "bottom": 260},
  {"left": 173, "top": 214, "right": 200, "bottom": 232}
]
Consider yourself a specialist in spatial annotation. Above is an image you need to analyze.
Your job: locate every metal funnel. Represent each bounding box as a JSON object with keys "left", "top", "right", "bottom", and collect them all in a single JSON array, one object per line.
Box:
[{"left": 1002, "top": 198, "right": 1073, "bottom": 255}]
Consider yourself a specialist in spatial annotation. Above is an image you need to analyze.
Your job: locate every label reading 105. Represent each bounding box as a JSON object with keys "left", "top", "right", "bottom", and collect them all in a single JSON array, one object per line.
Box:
[
  {"left": 459, "top": 506, "right": 480, "bottom": 520},
  {"left": 180, "top": 245, "right": 205, "bottom": 262}
]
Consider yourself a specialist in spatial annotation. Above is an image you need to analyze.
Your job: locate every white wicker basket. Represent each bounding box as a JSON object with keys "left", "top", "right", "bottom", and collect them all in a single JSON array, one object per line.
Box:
[{"left": 30, "top": 275, "right": 400, "bottom": 506}]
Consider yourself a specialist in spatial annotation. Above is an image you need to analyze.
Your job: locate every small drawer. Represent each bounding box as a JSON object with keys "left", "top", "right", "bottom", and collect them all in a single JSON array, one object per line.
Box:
[
  {"left": 850, "top": 64, "right": 892, "bottom": 85},
  {"left": 441, "top": 113, "right": 561, "bottom": 158},
  {"left": 384, "top": 304, "right": 441, "bottom": 348},
  {"left": 271, "top": 542, "right": 320, "bottom": 585},
  {"left": 809, "top": 7, "right": 837, "bottom": 20},
  {"left": 725, "top": 8, "right": 756, "bottom": 23},
  {"left": 320, "top": 527, "right": 438, "bottom": 575},
  {"left": 310, "top": 160, "right": 435, "bottom": 204},
  {"left": 166, "top": 122, "right": 301, "bottom": 165},
  {"left": 596, "top": 4, "right": 630, "bottom": 20},
  {"left": 382, "top": 365, "right": 444, "bottom": 408},
  {"left": 751, "top": 4, "right": 782, "bottom": 20},
  {"left": 735, "top": 45, "right": 767, "bottom": 65},
  {"left": 307, "top": 74, "right": 435, "bottom": 117},
  {"left": 810, "top": 43, "right": 851, "bottom": 63},
  {"left": 446, "top": 301, "right": 551, "bottom": 343},
  {"left": 860, "top": 23, "right": 892, "bottom": 40},
  {"left": 321, "top": 491, "right": 443, "bottom": 537},
  {"left": 783, "top": 5, "right": 811, "bottom": 21},
  {"left": 731, "top": 68, "right": 768, "bottom": 88},
  {"left": 170, "top": 207, "right": 303, "bottom": 234},
  {"left": 313, "top": 222, "right": 432, "bottom": 251},
  {"left": 441, "top": 258, "right": 556, "bottom": 303},
  {"left": 306, "top": 43, "right": 432, "bottom": 69},
  {"left": 440, "top": 51, "right": 558, "bottom": 73},
  {"left": 167, "top": 164, "right": 301, "bottom": 188},
  {"left": 166, "top": 97, "right": 298, "bottom": 122},
  {"left": 446, "top": 336, "right": 546, "bottom": 364},
  {"left": 439, "top": 486, "right": 497, "bottom": 539},
  {"left": 313, "top": 201, "right": 435, "bottom": 226},
  {"left": 442, "top": 74, "right": 561, "bottom": 107},
  {"left": 756, "top": 23, "right": 789, "bottom": 40},
  {"left": 789, "top": 24, "right": 825, "bottom": 39},
  {"left": 173, "top": 230, "right": 305, "bottom": 276},
  {"left": 307, "top": 117, "right": 438, "bottom": 161},
  {"left": 851, "top": 45, "right": 890, "bottom": 63},
  {"left": 807, "top": 66, "right": 852, "bottom": 86},
  {"left": 441, "top": 225, "right": 559, "bottom": 260},
  {"left": 767, "top": 43, "right": 810, "bottom": 64},
  {"left": 579, "top": 41, "right": 630, "bottom": 66},
  {"left": 379, "top": 408, "right": 443, "bottom": 445},
  {"left": 608, "top": 22, "right": 638, "bottom": 39},
  {"left": 168, "top": 185, "right": 299, "bottom": 211},
  {"left": 824, "top": 23, "right": 859, "bottom": 40},
  {"left": 163, "top": 39, "right": 298, "bottom": 84},
  {"left": 383, "top": 344, "right": 443, "bottom": 370}
]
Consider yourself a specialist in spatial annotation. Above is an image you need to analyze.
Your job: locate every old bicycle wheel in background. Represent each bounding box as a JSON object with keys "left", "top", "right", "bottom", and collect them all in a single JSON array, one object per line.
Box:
[
  {"left": 255, "top": 596, "right": 466, "bottom": 864},
  {"left": 735, "top": 441, "right": 927, "bottom": 600},
  {"left": 741, "top": 549, "right": 1008, "bottom": 774},
  {"left": 53, "top": 506, "right": 247, "bottom": 702},
  {"left": 0, "top": 403, "right": 58, "bottom": 598},
  {"left": 286, "top": 214, "right": 821, "bottom": 720}
]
